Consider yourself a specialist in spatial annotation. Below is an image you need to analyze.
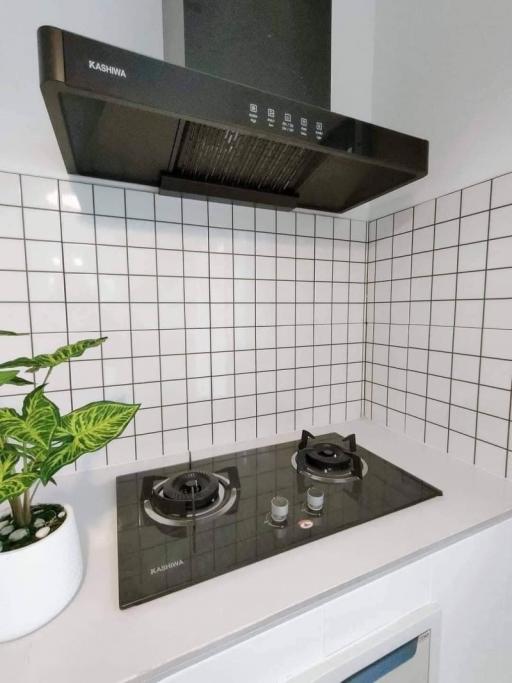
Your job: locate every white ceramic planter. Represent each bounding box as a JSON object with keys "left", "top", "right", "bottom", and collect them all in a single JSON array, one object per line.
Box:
[{"left": 0, "top": 503, "right": 83, "bottom": 642}]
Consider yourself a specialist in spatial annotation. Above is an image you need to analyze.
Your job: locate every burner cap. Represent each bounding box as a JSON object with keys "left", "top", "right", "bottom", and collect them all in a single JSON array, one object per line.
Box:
[
  {"left": 303, "top": 442, "right": 353, "bottom": 472},
  {"left": 154, "top": 471, "right": 220, "bottom": 516}
]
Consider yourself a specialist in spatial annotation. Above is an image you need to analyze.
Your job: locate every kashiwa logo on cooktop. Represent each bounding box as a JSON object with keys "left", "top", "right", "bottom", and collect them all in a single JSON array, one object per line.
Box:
[{"left": 149, "top": 559, "right": 185, "bottom": 576}]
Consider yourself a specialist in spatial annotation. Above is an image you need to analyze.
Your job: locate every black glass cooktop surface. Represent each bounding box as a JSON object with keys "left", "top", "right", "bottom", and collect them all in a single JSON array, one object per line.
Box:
[{"left": 116, "top": 433, "right": 442, "bottom": 608}]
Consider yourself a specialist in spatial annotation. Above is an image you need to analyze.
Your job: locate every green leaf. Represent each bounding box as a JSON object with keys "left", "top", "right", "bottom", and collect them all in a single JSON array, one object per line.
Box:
[
  {"left": 0, "top": 472, "right": 39, "bottom": 505},
  {"left": 0, "top": 337, "right": 107, "bottom": 372},
  {"left": 0, "top": 330, "right": 29, "bottom": 336},
  {"left": 0, "top": 369, "right": 31, "bottom": 387},
  {"left": 0, "top": 444, "right": 20, "bottom": 479},
  {"left": 0, "top": 386, "right": 59, "bottom": 448},
  {"left": 8, "top": 376, "right": 33, "bottom": 386},
  {"left": 40, "top": 401, "right": 139, "bottom": 483}
]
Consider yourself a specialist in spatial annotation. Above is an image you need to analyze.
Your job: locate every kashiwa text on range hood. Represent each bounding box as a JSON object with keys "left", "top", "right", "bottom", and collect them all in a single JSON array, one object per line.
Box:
[{"left": 38, "top": 26, "right": 428, "bottom": 212}]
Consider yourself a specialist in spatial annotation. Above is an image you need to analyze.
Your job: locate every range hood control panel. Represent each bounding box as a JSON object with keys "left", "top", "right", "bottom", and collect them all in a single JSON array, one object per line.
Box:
[{"left": 248, "top": 103, "right": 324, "bottom": 141}]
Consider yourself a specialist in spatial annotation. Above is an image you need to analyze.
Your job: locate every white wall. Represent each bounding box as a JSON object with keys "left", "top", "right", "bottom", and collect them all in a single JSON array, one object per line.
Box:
[
  {"left": 331, "top": 0, "right": 376, "bottom": 219},
  {"left": 331, "top": 0, "right": 375, "bottom": 123},
  {"left": 368, "top": 0, "right": 512, "bottom": 219},
  {"left": 0, "top": 0, "right": 163, "bottom": 178}
]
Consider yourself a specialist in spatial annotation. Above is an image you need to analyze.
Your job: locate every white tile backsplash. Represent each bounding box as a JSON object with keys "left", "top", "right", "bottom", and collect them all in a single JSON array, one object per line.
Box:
[
  {"left": 11, "top": 169, "right": 512, "bottom": 479},
  {"left": 4, "top": 173, "right": 366, "bottom": 467},
  {"left": 365, "top": 169, "right": 512, "bottom": 478},
  {"left": 0, "top": 172, "right": 364, "bottom": 468}
]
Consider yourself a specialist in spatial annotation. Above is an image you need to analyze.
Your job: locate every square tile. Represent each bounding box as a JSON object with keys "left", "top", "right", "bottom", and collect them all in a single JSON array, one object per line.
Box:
[
  {"left": 24, "top": 208, "right": 61, "bottom": 240},
  {"left": 492, "top": 173, "right": 512, "bottom": 209},
  {"left": 256, "top": 207, "right": 276, "bottom": 232},
  {"left": 131, "top": 303, "right": 158, "bottom": 330},
  {"left": 210, "top": 253, "right": 233, "bottom": 278},
  {"left": 487, "top": 237, "right": 512, "bottom": 268},
  {"left": 296, "top": 212, "right": 314, "bottom": 236},
  {"left": 414, "top": 199, "right": 435, "bottom": 228},
  {"left": 0, "top": 205, "right": 23, "bottom": 238},
  {"left": 158, "top": 276, "right": 184, "bottom": 302},
  {"left": 126, "top": 190, "right": 154, "bottom": 219},
  {"left": 61, "top": 213, "right": 95, "bottom": 243},
  {"left": 462, "top": 181, "right": 491, "bottom": 216},
  {"left": 208, "top": 200, "right": 232, "bottom": 228},
  {"left": 132, "top": 330, "right": 159, "bottom": 356},
  {"left": 460, "top": 211, "right": 488, "bottom": 244},
  {"left": 188, "top": 377, "right": 211, "bottom": 402},
  {"left": 162, "top": 379, "right": 187, "bottom": 405},
  {"left": 233, "top": 204, "right": 254, "bottom": 230},
  {"left": 156, "top": 221, "right": 182, "bottom": 250},
  {"left": 188, "top": 400, "right": 212, "bottom": 426},
  {"left": 434, "top": 219, "right": 459, "bottom": 249},
  {"left": 212, "top": 374, "right": 234, "bottom": 399},
  {"left": 94, "top": 185, "right": 125, "bottom": 217},
  {"left": 97, "top": 245, "right": 126, "bottom": 274},
  {"left": 65, "top": 273, "right": 98, "bottom": 302},
  {"left": 210, "top": 227, "right": 233, "bottom": 253},
  {"left": 100, "top": 303, "right": 130, "bottom": 330},
  {"left": 128, "top": 247, "right": 156, "bottom": 275},
  {"left": 158, "top": 250, "right": 183, "bottom": 276},
  {"left": 129, "top": 275, "right": 157, "bottom": 302},
  {"left": 28, "top": 272, "right": 64, "bottom": 302},
  {"left": 98, "top": 274, "right": 129, "bottom": 302},
  {"left": 0, "top": 237, "right": 26, "bottom": 270},
  {"left": 490, "top": 205, "right": 512, "bottom": 239},
  {"left": 458, "top": 243, "right": 487, "bottom": 272},
  {"left": 233, "top": 229, "right": 255, "bottom": 256},
  {"left": 21, "top": 175, "right": 58, "bottom": 210},
  {"left": 188, "top": 424, "right": 212, "bottom": 449},
  {"left": 64, "top": 243, "right": 97, "bottom": 273},
  {"left": 27, "top": 240, "right": 62, "bottom": 271},
  {"left": 436, "top": 191, "right": 460, "bottom": 223},
  {"left": 96, "top": 215, "right": 126, "bottom": 245},
  {"left": 67, "top": 303, "right": 100, "bottom": 331},
  {"left": 155, "top": 194, "right": 181, "bottom": 223},
  {"left": 276, "top": 211, "right": 295, "bottom": 235},
  {"left": 59, "top": 181, "right": 93, "bottom": 214},
  {"left": 127, "top": 219, "right": 156, "bottom": 248},
  {"left": 0, "top": 172, "right": 21, "bottom": 205},
  {"left": 183, "top": 197, "right": 207, "bottom": 225}
]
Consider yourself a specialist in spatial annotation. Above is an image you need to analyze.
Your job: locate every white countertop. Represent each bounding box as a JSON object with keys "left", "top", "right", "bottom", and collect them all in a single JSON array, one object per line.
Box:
[{"left": 4, "top": 418, "right": 512, "bottom": 683}]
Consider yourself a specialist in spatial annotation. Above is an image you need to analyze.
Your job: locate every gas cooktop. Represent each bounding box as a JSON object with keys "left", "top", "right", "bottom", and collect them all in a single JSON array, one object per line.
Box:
[{"left": 116, "top": 431, "right": 442, "bottom": 609}]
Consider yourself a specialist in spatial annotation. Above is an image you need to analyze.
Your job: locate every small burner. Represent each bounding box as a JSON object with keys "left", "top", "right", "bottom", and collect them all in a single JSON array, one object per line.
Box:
[
  {"left": 304, "top": 442, "right": 352, "bottom": 472},
  {"left": 292, "top": 430, "right": 368, "bottom": 483}
]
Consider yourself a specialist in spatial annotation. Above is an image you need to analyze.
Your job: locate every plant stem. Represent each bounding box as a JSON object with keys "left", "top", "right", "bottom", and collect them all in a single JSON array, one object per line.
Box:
[
  {"left": 30, "top": 480, "right": 40, "bottom": 503},
  {"left": 20, "top": 440, "right": 32, "bottom": 526},
  {"left": 42, "top": 367, "right": 53, "bottom": 386},
  {"left": 9, "top": 495, "right": 24, "bottom": 527},
  {"left": 22, "top": 489, "right": 31, "bottom": 525}
]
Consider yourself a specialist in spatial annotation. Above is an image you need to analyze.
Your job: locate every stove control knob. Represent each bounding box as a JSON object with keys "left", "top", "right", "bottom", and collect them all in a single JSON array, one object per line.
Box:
[
  {"left": 307, "top": 487, "right": 324, "bottom": 512},
  {"left": 271, "top": 496, "right": 289, "bottom": 523}
]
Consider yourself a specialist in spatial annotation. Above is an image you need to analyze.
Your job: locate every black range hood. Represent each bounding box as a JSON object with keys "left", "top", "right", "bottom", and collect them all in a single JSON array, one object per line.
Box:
[{"left": 38, "top": 26, "right": 428, "bottom": 213}]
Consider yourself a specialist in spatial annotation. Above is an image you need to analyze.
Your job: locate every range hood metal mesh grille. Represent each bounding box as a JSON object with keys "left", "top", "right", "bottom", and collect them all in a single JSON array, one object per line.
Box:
[{"left": 174, "top": 122, "right": 320, "bottom": 193}]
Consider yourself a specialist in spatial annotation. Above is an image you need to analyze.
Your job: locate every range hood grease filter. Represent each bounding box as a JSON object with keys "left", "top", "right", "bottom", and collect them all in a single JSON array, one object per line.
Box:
[{"left": 39, "top": 26, "right": 428, "bottom": 212}]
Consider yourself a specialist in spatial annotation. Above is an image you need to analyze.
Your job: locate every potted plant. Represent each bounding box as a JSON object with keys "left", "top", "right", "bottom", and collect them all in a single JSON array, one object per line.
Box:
[{"left": 0, "top": 332, "right": 138, "bottom": 642}]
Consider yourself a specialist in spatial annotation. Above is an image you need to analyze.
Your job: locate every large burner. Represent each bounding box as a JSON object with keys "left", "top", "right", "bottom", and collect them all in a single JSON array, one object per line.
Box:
[
  {"left": 142, "top": 467, "right": 239, "bottom": 527},
  {"left": 304, "top": 442, "right": 352, "bottom": 472},
  {"left": 159, "top": 471, "right": 220, "bottom": 515}
]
